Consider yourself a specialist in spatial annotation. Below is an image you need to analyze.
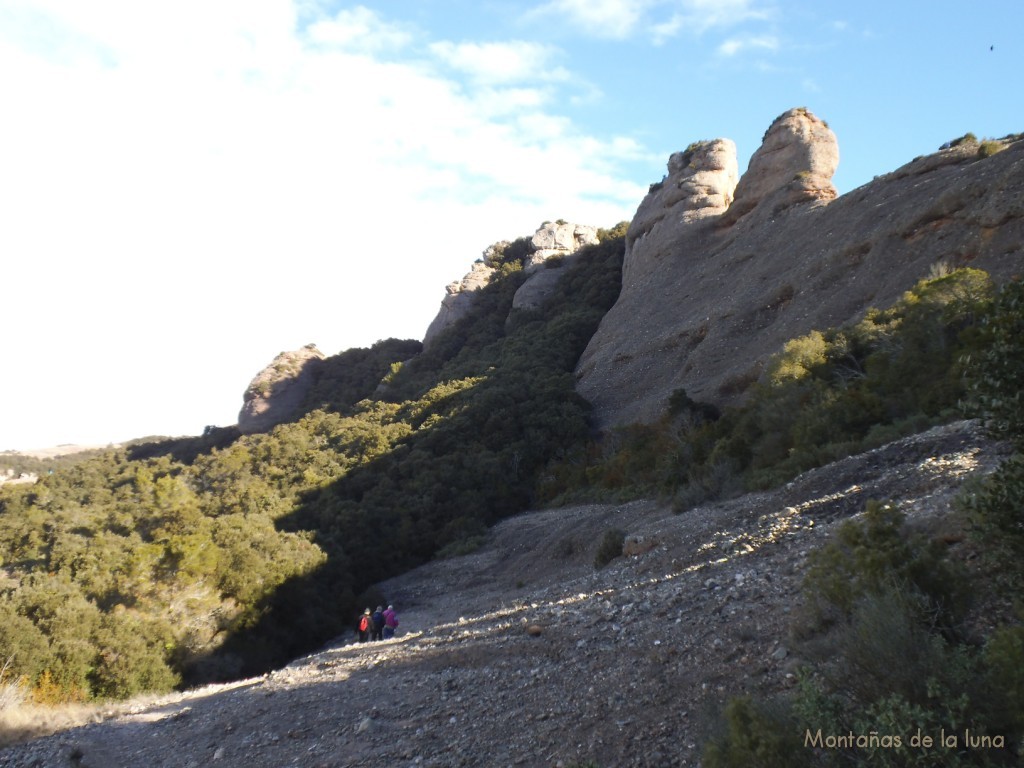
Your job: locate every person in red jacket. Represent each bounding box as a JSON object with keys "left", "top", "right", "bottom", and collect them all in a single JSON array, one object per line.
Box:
[{"left": 357, "top": 608, "right": 372, "bottom": 642}]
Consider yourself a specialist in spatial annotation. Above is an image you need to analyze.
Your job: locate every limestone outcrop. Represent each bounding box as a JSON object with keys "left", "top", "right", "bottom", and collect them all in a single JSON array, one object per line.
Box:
[
  {"left": 422, "top": 262, "right": 496, "bottom": 349},
  {"left": 238, "top": 344, "right": 324, "bottom": 434},
  {"left": 511, "top": 221, "right": 600, "bottom": 313},
  {"left": 524, "top": 220, "right": 599, "bottom": 268},
  {"left": 576, "top": 108, "right": 1024, "bottom": 429},
  {"left": 423, "top": 221, "right": 599, "bottom": 346}
]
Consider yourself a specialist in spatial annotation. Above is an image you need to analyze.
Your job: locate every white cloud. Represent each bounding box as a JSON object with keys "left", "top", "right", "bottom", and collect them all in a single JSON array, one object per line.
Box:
[
  {"left": 527, "top": 0, "right": 652, "bottom": 39},
  {"left": 657, "top": 2, "right": 774, "bottom": 43},
  {"left": 717, "top": 34, "right": 779, "bottom": 57},
  {"left": 527, "top": 0, "right": 773, "bottom": 42},
  {"left": 679, "top": 0, "right": 772, "bottom": 32},
  {"left": 306, "top": 5, "right": 413, "bottom": 52},
  {"left": 0, "top": 1, "right": 651, "bottom": 448},
  {"left": 429, "top": 40, "right": 570, "bottom": 86}
]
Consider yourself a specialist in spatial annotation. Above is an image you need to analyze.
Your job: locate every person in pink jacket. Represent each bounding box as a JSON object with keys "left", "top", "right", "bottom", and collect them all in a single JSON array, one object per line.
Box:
[{"left": 382, "top": 605, "right": 400, "bottom": 639}]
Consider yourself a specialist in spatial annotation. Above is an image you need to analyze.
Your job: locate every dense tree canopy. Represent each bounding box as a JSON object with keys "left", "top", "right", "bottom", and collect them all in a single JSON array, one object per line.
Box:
[{"left": 0, "top": 231, "right": 625, "bottom": 697}]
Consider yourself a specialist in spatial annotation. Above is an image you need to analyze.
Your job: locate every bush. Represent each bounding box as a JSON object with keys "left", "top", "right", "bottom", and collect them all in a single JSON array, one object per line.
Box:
[
  {"left": 0, "top": 656, "right": 26, "bottom": 711},
  {"left": 978, "top": 140, "right": 1004, "bottom": 159},
  {"left": 830, "top": 587, "right": 976, "bottom": 708},
  {"left": 965, "top": 279, "right": 1024, "bottom": 447},
  {"left": 959, "top": 455, "right": 1024, "bottom": 575},
  {"left": 703, "top": 696, "right": 809, "bottom": 768},
  {"left": 984, "top": 626, "right": 1024, "bottom": 738},
  {"left": 436, "top": 535, "right": 487, "bottom": 559},
  {"left": 554, "top": 537, "right": 578, "bottom": 558},
  {"left": 961, "top": 278, "right": 1024, "bottom": 583},
  {"left": 943, "top": 132, "right": 978, "bottom": 149},
  {"left": 801, "top": 500, "right": 970, "bottom": 631},
  {"left": 593, "top": 528, "right": 625, "bottom": 569}
]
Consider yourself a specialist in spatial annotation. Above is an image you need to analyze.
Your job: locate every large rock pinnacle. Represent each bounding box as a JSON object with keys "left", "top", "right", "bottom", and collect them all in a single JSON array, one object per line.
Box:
[
  {"left": 721, "top": 107, "right": 839, "bottom": 226},
  {"left": 575, "top": 108, "right": 1024, "bottom": 429},
  {"left": 624, "top": 138, "right": 738, "bottom": 282}
]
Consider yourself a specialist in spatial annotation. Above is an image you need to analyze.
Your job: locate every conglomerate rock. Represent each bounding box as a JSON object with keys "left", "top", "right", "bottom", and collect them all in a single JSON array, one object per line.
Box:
[{"left": 576, "top": 108, "right": 1024, "bottom": 429}]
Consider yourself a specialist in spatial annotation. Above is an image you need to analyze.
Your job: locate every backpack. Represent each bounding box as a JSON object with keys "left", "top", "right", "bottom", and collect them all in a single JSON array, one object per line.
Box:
[
  {"left": 372, "top": 611, "right": 384, "bottom": 628},
  {"left": 359, "top": 615, "right": 369, "bottom": 632}
]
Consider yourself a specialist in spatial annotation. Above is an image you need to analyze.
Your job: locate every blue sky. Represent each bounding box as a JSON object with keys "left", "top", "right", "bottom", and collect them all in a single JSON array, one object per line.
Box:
[{"left": 1, "top": 0, "right": 1021, "bottom": 451}]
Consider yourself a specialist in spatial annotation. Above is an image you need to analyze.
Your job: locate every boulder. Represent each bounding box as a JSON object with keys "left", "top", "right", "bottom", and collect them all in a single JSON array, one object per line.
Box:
[
  {"left": 525, "top": 220, "right": 600, "bottom": 269},
  {"left": 237, "top": 344, "right": 324, "bottom": 434},
  {"left": 624, "top": 139, "right": 739, "bottom": 283}
]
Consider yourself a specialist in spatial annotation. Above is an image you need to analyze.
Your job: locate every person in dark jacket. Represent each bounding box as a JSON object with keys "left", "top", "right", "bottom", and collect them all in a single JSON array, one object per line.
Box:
[{"left": 371, "top": 606, "right": 385, "bottom": 642}]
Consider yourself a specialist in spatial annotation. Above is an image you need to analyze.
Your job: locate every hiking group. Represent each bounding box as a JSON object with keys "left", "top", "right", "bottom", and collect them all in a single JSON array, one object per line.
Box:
[{"left": 357, "top": 604, "right": 399, "bottom": 642}]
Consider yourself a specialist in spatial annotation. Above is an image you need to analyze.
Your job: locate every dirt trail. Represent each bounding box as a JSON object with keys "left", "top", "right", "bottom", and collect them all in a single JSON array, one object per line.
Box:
[{"left": 0, "top": 421, "right": 1005, "bottom": 768}]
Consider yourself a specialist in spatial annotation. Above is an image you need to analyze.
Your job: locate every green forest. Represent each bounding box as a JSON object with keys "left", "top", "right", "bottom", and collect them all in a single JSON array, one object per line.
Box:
[
  {"left": 0, "top": 225, "right": 626, "bottom": 699},
  {"left": 2, "top": 216, "right": 1022, "bottom": 764}
]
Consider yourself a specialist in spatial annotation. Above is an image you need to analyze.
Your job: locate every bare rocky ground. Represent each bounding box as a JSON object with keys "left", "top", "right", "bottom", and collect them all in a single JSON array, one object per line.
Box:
[{"left": 0, "top": 421, "right": 1008, "bottom": 768}]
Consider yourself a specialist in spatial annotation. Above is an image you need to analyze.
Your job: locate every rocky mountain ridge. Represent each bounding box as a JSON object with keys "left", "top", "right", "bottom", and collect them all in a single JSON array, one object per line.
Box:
[
  {"left": 0, "top": 420, "right": 1006, "bottom": 767},
  {"left": 576, "top": 108, "right": 1024, "bottom": 428},
  {"left": 237, "top": 108, "right": 1023, "bottom": 437},
  {"left": 235, "top": 221, "right": 602, "bottom": 435}
]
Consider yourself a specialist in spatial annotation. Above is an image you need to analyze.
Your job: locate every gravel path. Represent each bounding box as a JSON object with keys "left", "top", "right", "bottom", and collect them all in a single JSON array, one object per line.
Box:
[{"left": 0, "top": 421, "right": 1005, "bottom": 768}]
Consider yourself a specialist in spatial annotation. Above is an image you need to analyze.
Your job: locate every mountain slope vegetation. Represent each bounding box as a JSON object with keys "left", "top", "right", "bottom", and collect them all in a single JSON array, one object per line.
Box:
[
  {"left": 0, "top": 227, "right": 626, "bottom": 697},
  {"left": 0, "top": 217, "right": 1020, "bottom": 750}
]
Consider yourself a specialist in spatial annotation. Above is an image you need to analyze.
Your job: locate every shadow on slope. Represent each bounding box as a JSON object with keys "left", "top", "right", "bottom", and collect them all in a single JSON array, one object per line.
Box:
[{"left": 184, "top": 235, "right": 627, "bottom": 683}]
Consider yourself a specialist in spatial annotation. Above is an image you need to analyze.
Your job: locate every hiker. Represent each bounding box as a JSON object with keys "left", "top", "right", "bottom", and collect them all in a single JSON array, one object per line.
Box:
[
  {"left": 382, "top": 604, "right": 400, "bottom": 639},
  {"left": 371, "top": 605, "right": 385, "bottom": 642},
  {"left": 357, "top": 608, "right": 372, "bottom": 643}
]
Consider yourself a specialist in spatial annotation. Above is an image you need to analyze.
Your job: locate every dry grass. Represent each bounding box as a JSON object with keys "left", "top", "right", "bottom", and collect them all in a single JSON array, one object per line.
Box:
[
  {"left": 0, "top": 677, "right": 253, "bottom": 749},
  {"left": 0, "top": 688, "right": 111, "bottom": 748},
  {"left": 0, "top": 669, "right": 173, "bottom": 749}
]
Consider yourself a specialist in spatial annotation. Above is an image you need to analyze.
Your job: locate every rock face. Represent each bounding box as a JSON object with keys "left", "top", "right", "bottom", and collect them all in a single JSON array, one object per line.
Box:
[
  {"left": 576, "top": 108, "right": 1024, "bottom": 428},
  {"left": 237, "top": 344, "right": 324, "bottom": 434},
  {"left": 511, "top": 221, "right": 600, "bottom": 314},
  {"left": 525, "top": 220, "right": 599, "bottom": 268},
  {"left": 423, "top": 221, "right": 599, "bottom": 347},
  {"left": 422, "top": 261, "right": 496, "bottom": 349},
  {"left": 622, "top": 138, "right": 739, "bottom": 287}
]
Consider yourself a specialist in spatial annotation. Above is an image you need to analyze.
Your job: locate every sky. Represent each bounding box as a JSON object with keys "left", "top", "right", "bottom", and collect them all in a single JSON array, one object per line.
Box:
[{"left": 1, "top": 0, "right": 1021, "bottom": 451}]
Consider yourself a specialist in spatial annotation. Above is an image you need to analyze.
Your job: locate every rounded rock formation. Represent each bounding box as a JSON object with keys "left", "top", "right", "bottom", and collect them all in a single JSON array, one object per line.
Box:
[
  {"left": 238, "top": 344, "right": 324, "bottom": 434},
  {"left": 721, "top": 107, "right": 838, "bottom": 225}
]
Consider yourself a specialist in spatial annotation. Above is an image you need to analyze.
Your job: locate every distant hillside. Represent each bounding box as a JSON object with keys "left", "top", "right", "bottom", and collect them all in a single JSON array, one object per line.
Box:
[{"left": 0, "top": 445, "right": 114, "bottom": 481}]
